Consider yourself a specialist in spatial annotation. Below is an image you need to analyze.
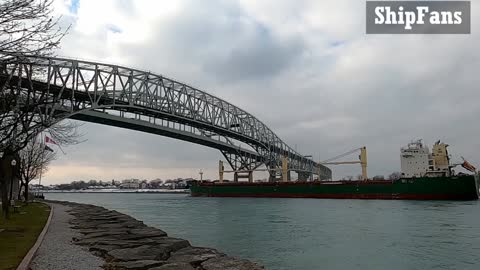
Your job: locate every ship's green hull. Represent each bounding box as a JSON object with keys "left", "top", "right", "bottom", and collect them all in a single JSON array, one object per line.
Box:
[{"left": 190, "top": 175, "right": 480, "bottom": 200}]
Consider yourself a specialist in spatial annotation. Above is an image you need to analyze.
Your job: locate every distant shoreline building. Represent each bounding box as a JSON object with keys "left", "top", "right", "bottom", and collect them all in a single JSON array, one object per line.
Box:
[{"left": 120, "top": 179, "right": 140, "bottom": 189}]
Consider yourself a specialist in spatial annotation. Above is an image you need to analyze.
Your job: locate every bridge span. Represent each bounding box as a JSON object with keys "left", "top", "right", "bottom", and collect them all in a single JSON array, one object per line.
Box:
[{"left": 0, "top": 55, "right": 331, "bottom": 181}]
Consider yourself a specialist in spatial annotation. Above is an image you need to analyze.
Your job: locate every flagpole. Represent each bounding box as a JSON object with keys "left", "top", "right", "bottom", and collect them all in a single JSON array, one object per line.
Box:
[
  {"left": 39, "top": 131, "right": 44, "bottom": 187},
  {"left": 58, "top": 144, "right": 66, "bottom": 155}
]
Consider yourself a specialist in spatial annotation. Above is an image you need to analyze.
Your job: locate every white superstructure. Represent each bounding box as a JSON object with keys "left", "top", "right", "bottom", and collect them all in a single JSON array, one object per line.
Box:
[{"left": 400, "top": 140, "right": 451, "bottom": 177}]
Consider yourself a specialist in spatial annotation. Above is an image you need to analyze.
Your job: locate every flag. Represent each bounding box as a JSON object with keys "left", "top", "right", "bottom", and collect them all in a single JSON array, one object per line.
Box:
[
  {"left": 44, "top": 145, "right": 54, "bottom": 152},
  {"left": 45, "top": 136, "right": 58, "bottom": 145}
]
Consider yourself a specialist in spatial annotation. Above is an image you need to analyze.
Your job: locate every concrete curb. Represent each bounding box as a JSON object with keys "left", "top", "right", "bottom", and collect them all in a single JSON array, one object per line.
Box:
[{"left": 16, "top": 203, "right": 54, "bottom": 270}]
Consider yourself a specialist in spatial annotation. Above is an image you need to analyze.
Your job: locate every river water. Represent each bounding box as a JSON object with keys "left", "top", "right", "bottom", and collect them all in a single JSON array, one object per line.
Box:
[{"left": 45, "top": 193, "right": 480, "bottom": 270}]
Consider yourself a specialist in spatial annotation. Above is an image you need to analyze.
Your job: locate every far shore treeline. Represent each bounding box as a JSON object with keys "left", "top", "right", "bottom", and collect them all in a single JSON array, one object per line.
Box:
[{"left": 43, "top": 178, "right": 195, "bottom": 190}]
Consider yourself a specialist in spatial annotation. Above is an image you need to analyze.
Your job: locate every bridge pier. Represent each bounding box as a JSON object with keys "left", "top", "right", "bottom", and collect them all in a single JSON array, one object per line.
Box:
[
  {"left": 267, "top": 171, "right": 290, "bottom": 182},
  {"left": 297, "top": 171, "right": 313, "bottom": 181},
  {"left": 268, "top": 171, "right": 276, "bottom": 182},
  {"left": 234, "top": 171, "right": 253, "bottom": 182}
]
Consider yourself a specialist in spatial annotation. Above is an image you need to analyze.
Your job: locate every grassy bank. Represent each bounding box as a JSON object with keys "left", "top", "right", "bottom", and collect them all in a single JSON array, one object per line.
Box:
[{"left": 0, "top": 202, "right": 50, "bottom": 270}]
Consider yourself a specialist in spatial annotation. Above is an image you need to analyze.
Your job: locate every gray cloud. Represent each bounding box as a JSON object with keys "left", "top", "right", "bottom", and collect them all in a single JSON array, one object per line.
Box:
[
  {"left": 202, "top": 27, "right": 305, "bottom": 82},
  {"left": 117, "top": 0, "right": 305, "bottom": 84}
]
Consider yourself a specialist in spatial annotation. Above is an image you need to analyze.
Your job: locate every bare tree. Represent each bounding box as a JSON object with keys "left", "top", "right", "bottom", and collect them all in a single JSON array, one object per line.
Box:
[
  {"left": 47, "top": 120, "right": 85, "bottom": 146},
  {"left": 0, "top": 0, "right": 70, "bottom": 153},
  {"left": 1, "top": 119, "right": 82, "bottom": 217},
  {"left": 18, "top": 136, "right": 55, "bottom": 202},
  {"left": 0, "top": 0, "right": 68, "bottom": 60},
  {"left": 0, "top": 0, "right": 69, "bottom": 218},
  {"left": 21, "top": 119, "right": 83, "bottom": 197},
  {"left": 0, "top": 151, "right": 18, "bottom": 219}
]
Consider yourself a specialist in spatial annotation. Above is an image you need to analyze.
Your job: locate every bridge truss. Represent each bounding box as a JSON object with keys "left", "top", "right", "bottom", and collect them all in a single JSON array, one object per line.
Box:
[{"left": 0, "top": 55, "right": 332, "bottom": 180}]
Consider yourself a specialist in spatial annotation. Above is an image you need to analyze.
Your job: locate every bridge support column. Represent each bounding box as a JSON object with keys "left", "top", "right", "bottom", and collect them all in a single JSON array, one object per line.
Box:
[
  {"left": 297, "top": 172, "right": 311, "bottom": 181},
  {"left": 268, "top": 169, "right": 276, "bottom": 182},
  {"left": 282, "top": 157, "right": 288, "bottom": 182},
  {"left": 233, "top": 171, "right": 253, "bottom": 182},
  {"left": 281, "top": 170, "right": 291, "bottom": 182},
  {"left": 219, "top": 161, "right": 224, "bottom": 183}
]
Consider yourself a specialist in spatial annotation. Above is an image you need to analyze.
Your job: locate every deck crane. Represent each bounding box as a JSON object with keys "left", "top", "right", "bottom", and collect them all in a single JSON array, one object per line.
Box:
[
  {"left": 449, "top": 157, "right": 477, "bottom": 174},
  {"left": 320, "top": 147, "right": 368, "bottom": 180}
]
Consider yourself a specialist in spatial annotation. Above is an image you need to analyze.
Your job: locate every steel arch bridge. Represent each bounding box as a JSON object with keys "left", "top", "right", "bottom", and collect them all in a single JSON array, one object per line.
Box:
[{"left": 0, "top": 55, "right": 331, "bottom": 181}]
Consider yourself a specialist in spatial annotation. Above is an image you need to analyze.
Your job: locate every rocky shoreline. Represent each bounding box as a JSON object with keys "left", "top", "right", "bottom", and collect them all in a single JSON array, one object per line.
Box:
[{"left": 45, "top": 200, "right": 264, "bottom": 270}]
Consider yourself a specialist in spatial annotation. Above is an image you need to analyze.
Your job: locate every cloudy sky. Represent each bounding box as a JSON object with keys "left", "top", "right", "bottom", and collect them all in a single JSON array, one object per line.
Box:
[{"left": 42, "top": 0, "right": 480, "bottom": 184}]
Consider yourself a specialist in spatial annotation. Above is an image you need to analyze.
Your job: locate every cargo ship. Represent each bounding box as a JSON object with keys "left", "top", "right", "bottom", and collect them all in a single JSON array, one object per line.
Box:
[{"left": 190, "top": 140, "right": 480, "bottom": 200}]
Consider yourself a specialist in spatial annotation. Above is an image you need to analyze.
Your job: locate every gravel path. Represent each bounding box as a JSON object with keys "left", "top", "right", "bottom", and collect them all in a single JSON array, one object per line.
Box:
[{"left": 30, "top": 204, "right": 104, "bottom": 270}]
